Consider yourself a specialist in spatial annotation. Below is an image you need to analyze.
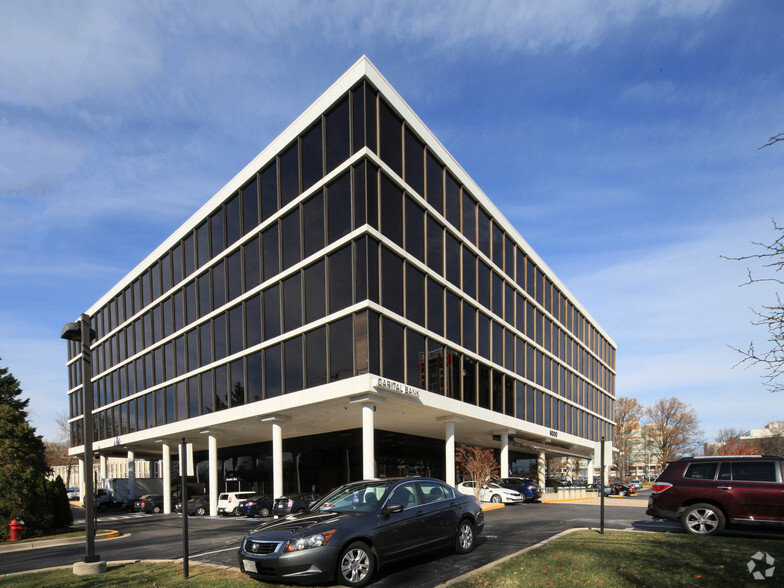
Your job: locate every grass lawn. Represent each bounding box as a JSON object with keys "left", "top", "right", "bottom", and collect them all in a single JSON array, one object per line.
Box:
[{"left": 452, "top": 529, "right": 784, "bottom": 588}]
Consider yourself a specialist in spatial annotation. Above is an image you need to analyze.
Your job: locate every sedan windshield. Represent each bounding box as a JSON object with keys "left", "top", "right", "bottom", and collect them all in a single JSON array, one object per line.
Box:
[{"left": 313, "top": 482, "right": 392, "bottom": 513}]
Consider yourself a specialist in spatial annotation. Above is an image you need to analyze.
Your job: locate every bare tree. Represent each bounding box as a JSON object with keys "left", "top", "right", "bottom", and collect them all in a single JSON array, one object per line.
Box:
[
  {"left": 614, "top": 397, "right": 645, "bottom": 478},
  {"left": 454, "top": 445, "right": 498, "bottom": 498},
  {"left": 645, "top": 397, "right": 703, "bottom": 465},
  {"left": 723, "top": 220, "right": 784, "bottom": 393},
  {"left": 44, "top": 414, "right": 76, "bottom": 484},
  {"left": 759, "top": 132, "right": 784, "bottom": 150}
]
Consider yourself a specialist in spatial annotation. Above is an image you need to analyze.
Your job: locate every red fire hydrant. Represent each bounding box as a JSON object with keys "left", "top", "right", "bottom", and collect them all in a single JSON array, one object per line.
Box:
[{"left": 9, "top": 519, "right": 23, "bottom": 542}]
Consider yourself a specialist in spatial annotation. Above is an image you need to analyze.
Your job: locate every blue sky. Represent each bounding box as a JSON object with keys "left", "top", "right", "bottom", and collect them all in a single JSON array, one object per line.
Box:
[{"left": 1, "top": 0, "right": 782, "bottom": 443}]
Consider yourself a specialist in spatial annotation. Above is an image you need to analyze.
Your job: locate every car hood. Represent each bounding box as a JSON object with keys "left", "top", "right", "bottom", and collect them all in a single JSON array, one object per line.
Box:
[{"left": 247, "top": 511, "right": 361, "bottom": 538}]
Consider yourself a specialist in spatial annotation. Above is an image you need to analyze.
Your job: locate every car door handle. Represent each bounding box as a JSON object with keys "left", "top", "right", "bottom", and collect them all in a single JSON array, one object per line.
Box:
[{"left": 717, "top": 486, "right": 732, "bottom": 490}]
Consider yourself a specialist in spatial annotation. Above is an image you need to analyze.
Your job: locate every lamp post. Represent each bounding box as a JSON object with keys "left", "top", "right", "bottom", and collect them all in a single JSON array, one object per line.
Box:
[{"left": 61, "top": 314, "right": 103, "bottom": 572}]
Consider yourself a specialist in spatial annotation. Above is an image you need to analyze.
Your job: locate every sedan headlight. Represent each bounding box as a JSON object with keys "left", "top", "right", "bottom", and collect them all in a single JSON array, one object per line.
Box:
[{"left": 285, "top": 529, "right": 336, "bottom": 552}]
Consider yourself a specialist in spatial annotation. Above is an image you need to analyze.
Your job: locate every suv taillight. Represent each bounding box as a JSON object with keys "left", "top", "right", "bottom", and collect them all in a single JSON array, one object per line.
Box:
[{"left": 651, "top": 482, "right": 672, "bottom": 494}]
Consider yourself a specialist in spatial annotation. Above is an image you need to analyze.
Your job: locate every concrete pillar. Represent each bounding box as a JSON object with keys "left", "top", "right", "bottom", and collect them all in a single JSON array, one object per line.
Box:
[
  {"left": 537, "top": 451, "right": 546, "bottom": 489},
  {"left": 99, "top": 455, "right": 107, "bottom": 484},
  {"left": 127, "top": 450, "right": 135, "bottom": 501},
  {"left": 361, "top": 403, "right": 375, "bottom": 480},
  {"left": 209, "top": 435, "right": 218, "bottom": 516},
  {"left": 272, "top": 421, "right": 283, "bottom": 498},
  {"left": 587, "top": 459, "right": 595, "bottom": 484},
  {"left": 445, "top": 421, "right": 456, "bottom": 487},
  {"left": 162, "top": 443, "right": 171, "bottom": 514},
  {"left": 500, "top": 433, "right": 509, "bottom": 478},
  {"left": 78, "top": 457, "right": 85, "bottom": 504}
]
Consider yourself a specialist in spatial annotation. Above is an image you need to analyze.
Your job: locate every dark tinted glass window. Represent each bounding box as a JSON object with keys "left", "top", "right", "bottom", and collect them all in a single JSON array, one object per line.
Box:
[
  {"left": 381, "top": 247, "right": 403, "bottom": 316},
  {"left": 684, "top": 462, "right": 718, "bottom": 480},
  {"left": 446, "top": 291, "right": 460, "bottom": 344},
  {"left": 365, "top": 86, "right": 377, "bottom": 153},
  {"left": 212, "top": 260, "right": 226, "bottom": 309},
  {"left": 305, "top": 326, "right": 327, "bottom": 387},
  {"left": 280, "top": 142, "right": 299, "bottom": 206},
  {"left": 352, "top": 84, "right": 366, "bottom": 152},
  {"left": 445, "top": 172, "right": 460, "bottom": 228},
  {"left": 227, "top": 250, "right": 242, "bottom": 301},
  {"left": 160, "top": 254, "right": 171, "bottom": 293},
  {"left": 380, "top": 173, "right": 403, "bottom": 247},
  {"left": 328, "top": 244, "right": 353, "bottom": 312},
  {"left": 732, "top": 461, "right": 777, "bottom": 482},
  {"left": 183, "top": 234, "right": 195, "bottom": 277},
  {"left": 326, "top": 97, "right": 350, "bottom": 173},
  {"left": 492, "top": 320, "right": 503, "bottom": 364},
  {"left": 354, "top": 237, "right": 367, "bottom": 303},
  {"left": 427, "top": 215, "right": 443, "bottom": 276},
  {"left": 213, "top": 313, "right": 227, "bottom": 361},
  {"left": 379, "top": 99, "right": 402, "bottom": 176},
  {"left": 229, "top": 304, "right": 244, "bottom": 355},
  {"left": 304, "top": 260, "right": 326, "bottom": 323},
  {"left": 404, "top": 128, "right": 424, "bottom": 196},
  {"left": 492, "top": 272, "right": 503, "bottom": 316},
  {"left": 463, "top": 301, "right": 476, "bottom": 352},
  {"left": 445, "top": 232, "right": 460, "bottom": 286},
  {"left": 477, "top": 260, "right": 490, "bottom": 308},
  {"left": 247, "top": 351, "right": 263, "bottom": 403},
  {"left": 281, "top": 208, "right": 301, "bottom": 270},
  {"left": 406, "top": 329, "right": 426, "bottom": 388},
  {"left": 242, "top": 179, "right": 259, "bottom": 235},
  {"left": 426, "top": 151, "right": 443, "bottom": 215},
  {"left": 201, "top": 370, "right": 213, "bottom": 413},
  {"left": 199, "top": 321, "right": 212, "bottom": 364},
  {"left": 477, "top": 208, "right": 490, "bottom": 257},
  {"left": 327, "top": 172, "right": 351, "bottom": 244},
  {"left": 330, "top": 316, "right": 354, "bottom": 381},
  {"left": 196, "top": 222, "right": 210, "bottom": 268},
  {"left": 381, "top": 317, "right": 404, "bottom": 382},
  {"left": 478, "top": 312, "right": 490, "bottom": 358},
  {"left": 353, "top": 161, "right": 367, "bottom": 228},
  {"left": 505, "top": 236, "right": 515, "bottom": 276},
  {"left": 262, "top": 223, "right": 279, "bottom": 281},
  {"left": 462, "top": 192, "right": 476, "bottom": 245},
  {"left": 405, "top": 264, "right": 425, "bottom": 327},
  {"left": 214, "top": 364, "right": 228, "bottom": 410},
  {"left": 243, "top": 236, "right": 261, "bottom": 292},
  {"left": 261, "top": 162, "right": 278, "bottom": 220},
  {"left": 283, "top": 273, "right": 302, "bottom": 333},
  {"left": 463, "top": 249, "right": 476, "bottom": 299},
  {"left": 303, "top": 191, "right": 325, "bottom": 257},
  {"left": 405, "top": 196, "right": 425, "bottom": 262},
  {"left": 284, "top": 336, "right": 303, "bottom": 393},
  {"left": 427, "top": 278, "right": 443, "bottom": 337},
  {"left": 263, "top": 284, "right": 281, "bottom": 340},
  {"left": 210, "top": 208, "right": 224, "bottom": 258},
  {"left": 230, "top": 358, "right": 245, "bottom": 407},
  {"left": 264, "top": 344, "right": 282, "bottom": 398},
  {"left": 492, "top": 222, "right": 504, "bottom": 268},
  {"left": 478, "top": 363, "right": 490, "bottom": 409},
  {"left": 301, "top": 122, "right": 323, "bottom": 191},
  {"left": 170, "top": 245, "right": 182, "bottom": 287},
  {"left": 226, "top": 194, "right": 241, "bottom": 247},
  {"left": 198, "top": 273, "right": 211, "bottom": 315},
  {"left": 245, "top": 294, "right": 262, "bottom": 347}
]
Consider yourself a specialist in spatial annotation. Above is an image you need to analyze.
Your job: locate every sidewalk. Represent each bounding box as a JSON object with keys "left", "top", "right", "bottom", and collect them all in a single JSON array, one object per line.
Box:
[{"left": 0, "top": 530, "right": 122, "bottom": 554}]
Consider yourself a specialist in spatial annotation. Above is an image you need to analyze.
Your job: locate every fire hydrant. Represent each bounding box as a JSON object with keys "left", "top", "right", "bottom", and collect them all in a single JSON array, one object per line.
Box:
[{"left": 9, "top": 519, "right": 23, "bottom": 542}]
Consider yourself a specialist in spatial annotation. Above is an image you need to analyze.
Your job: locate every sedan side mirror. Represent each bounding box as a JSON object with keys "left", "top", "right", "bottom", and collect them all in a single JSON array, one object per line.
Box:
[{"left": 381, "top": 503, "right": 404, "bottom": 516}]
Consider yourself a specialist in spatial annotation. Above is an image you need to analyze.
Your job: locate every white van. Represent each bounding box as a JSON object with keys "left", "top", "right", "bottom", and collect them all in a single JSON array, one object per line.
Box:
[{"left": 217, "top": 491, "right": 256, "bottom": 516}]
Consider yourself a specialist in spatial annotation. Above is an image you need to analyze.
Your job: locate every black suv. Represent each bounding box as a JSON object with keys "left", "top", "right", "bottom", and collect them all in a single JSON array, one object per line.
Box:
[{"left": 646, "top": 455, "right": 784, "bottom": 535}]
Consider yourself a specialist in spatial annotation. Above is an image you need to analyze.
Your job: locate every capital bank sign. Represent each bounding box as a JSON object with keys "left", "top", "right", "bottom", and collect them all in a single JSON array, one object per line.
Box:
[{"left": 375, "top": 378, "right": 421, "bottom": 399}]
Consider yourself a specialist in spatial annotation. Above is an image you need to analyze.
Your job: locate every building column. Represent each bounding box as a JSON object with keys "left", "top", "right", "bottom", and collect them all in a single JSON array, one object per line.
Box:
[
  {"left": 78, "top": 457, "right": 85, "bottom": 504},
  {"left": 437, "top": 416, "right": 463, "bottom": 487},
  {"left": 99, "top": 455, "right": 107, "bottom": 484},
  {"left": 537, "top": 451, "right": 546, "bottom": 489},
  {"left": 586, "top": 459, "right": 595, "bottom": 484},
  {"left": 262, "top": 415, "right": 291, "bottom": 499},
  {"left": 209, "top": 435, "right": 218, "bottom": 516},
  {"left": 162, "top": 443, "right": 172, "bottom": 514},
  {"left": 127, "top": 450, "right": 136, "bottom": 501},
  {"left": 496, "top": 429, "right": 515, "bottom": 478},
  {"left": 361, "top": 403, "right": 375, "bottom": 480}
]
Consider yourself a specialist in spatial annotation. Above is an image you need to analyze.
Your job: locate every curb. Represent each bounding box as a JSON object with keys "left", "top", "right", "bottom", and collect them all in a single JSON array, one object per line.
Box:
[
  {"left": 481, "top": 502, "right": 506, "bottom": 512},
  {"left": 0, "top": 530, "right": 123, "bottom": 553}
]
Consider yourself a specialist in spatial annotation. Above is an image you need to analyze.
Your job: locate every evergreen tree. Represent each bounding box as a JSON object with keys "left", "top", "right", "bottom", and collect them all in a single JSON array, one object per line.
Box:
[{"left": 0, "top": 358, "right": 53, "bottom": 540}]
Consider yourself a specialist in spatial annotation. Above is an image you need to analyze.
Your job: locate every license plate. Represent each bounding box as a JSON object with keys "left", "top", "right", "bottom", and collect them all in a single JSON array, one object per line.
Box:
[{"left": 242, "top": 559, "right": 257, "bottom": 573}]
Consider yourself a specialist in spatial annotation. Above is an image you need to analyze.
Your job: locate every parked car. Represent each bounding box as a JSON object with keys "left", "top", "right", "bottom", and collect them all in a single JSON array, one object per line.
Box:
[
  {"left": 272, "top": 492, "right": 321, "bottom": 517},
  {"left": 217, "top": 491, "right": 256, "bottom": 516},
  {"left": 647, "top": 454, "right": 784, "bottom": 536},
  {"left": 604, "top": 482, "right": 635, "bottom": 496},
  {"left": 238, "top": 477, "right": 484, "bottom": 586},
  {"left": 497, "top": 477, "right": 543, "bottom": 502},
  {"left": 237, "top": 494, "right": 274, "bottom": 518},
  {"left": 133, "top": 494, "right": 164, "bottom": 513},
  {"left": 175, "top": 495, "right": 210, "bottom": 516},
  {"left": 66, "top": 487, "right": 80, "bottom": 501},
  {"left": 457, "top": 481, "right": 523, "bottom": 504},
  {"left": 628, "top": 479, "right": 643, "bottom": 490}
]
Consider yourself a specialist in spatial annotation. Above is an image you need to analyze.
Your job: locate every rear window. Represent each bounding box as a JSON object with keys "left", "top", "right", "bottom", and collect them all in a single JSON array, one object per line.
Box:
[
  {"left": 684, "top": 462, "right": 717, "bottom": 480},
  {"left": 731, "top": 461, "right": 778, "bottom": 482}
]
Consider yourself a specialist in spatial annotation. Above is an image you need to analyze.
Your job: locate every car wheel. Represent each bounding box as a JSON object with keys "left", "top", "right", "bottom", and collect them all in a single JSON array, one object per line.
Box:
[
  {"left": 152, "top": 506, "right": 161, "bottom": 514},
  {"left": 455, "top": 519, "right": 476, "bottom": 554},
  {"left": 681, "top": 503, "right": 725, "bottom": 536},
  {"left": 337, "top": 541, "right": 375, "bottom": 587},
  {"left": 195, "top": 506, "right": 206, "bottom": 516},
  {"left": 490, "top": 494, "right": 502, "bottom": 504},
  {"left": 259, "top": 506, "right": 271, "bottom": 517}
]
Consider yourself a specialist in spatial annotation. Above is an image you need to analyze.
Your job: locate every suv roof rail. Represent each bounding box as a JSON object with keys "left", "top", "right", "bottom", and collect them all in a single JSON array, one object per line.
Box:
[{"left": 686, "top": 454, "right": 782, "bottom": 460}]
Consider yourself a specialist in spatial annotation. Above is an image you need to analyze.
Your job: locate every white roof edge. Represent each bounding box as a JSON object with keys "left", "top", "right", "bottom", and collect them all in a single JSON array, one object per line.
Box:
[{"left": 84, "top": 55, "right": 615, "bottom": 347}]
